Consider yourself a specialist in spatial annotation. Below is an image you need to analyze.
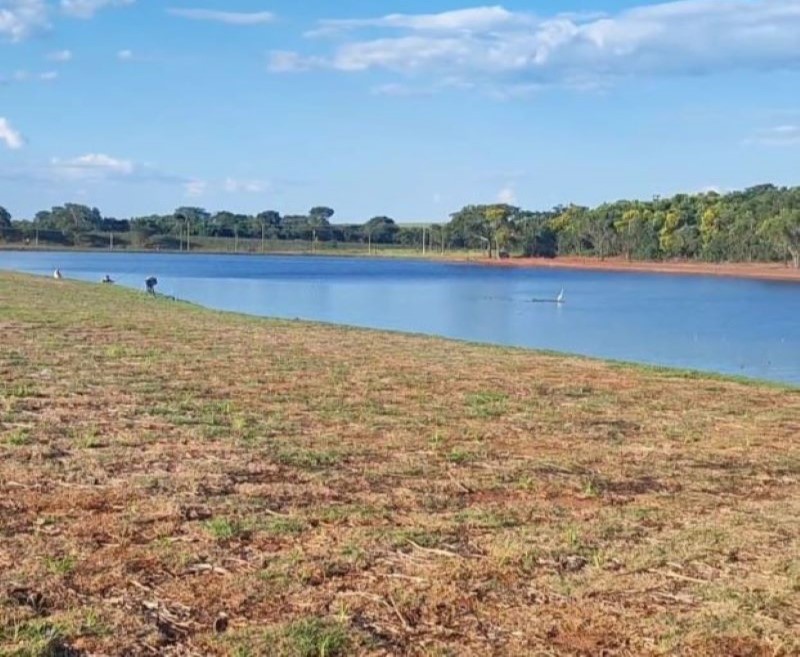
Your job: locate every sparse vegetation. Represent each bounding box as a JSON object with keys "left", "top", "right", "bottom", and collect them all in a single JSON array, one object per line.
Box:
[{"left": 1, "top": 272, "right": 799, "bottom": 656}]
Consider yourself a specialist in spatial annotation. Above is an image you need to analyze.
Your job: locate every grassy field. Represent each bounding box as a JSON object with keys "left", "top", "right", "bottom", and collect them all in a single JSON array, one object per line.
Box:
[{"left": 1, "top": 273, "right": 798, "bottom": 656}]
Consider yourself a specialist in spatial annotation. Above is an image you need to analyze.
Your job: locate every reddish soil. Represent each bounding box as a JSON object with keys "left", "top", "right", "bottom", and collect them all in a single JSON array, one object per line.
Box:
[{"left": 470, "top": 256, "right": 800, "bottom": 282}]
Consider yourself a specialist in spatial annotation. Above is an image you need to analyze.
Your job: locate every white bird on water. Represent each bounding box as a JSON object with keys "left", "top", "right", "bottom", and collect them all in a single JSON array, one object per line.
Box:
[{"left": 532, "top": 288, "right": 565, "bottom": 304}]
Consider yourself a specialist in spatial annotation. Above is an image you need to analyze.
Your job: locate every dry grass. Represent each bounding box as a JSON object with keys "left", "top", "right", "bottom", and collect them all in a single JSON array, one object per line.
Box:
[{"left": 1, "top": 272, "right": 798, "bottom": 656}]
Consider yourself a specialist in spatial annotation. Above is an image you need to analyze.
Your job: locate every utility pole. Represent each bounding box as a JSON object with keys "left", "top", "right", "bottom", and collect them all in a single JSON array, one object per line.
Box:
[
  {"left": 422, "top": 226, "right": 426, "bottom": 255},
  {"left": 261, "top": 220, "right": 265, "bottom": 254}
]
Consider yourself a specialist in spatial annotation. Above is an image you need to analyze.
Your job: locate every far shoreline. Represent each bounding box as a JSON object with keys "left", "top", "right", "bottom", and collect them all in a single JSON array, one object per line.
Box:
[
  {"left": 3, "top": 244, "right": 800, "bottom": 283},
  {"left": 467, "top": 255, "right": 800, "bottom": 283}
]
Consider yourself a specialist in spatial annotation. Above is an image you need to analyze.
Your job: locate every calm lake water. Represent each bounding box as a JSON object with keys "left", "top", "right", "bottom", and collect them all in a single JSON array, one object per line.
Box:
[{"left": 2, "top": 251, "right": 799, "bottom": 386}]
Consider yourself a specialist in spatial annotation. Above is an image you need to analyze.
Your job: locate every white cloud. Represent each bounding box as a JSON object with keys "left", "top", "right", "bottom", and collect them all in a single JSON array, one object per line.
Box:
[
  {"left": 0, "top": 0, "right": 49, "bottom": 41},
  {"left": 117, "top": 48, "right": 133, "bottom": 60},
  {"left": 747, "top": 125, "right": 800, "bottom": 147},
  {"left": 268, "top": 50, "right": 319, "bottom": 73},
  {"left": 274, "top": 1, "right": 800, "bottom": 92},
  {"left": 167, "top": 8, "right": 275, "bottom": 25},
  {"left": 184, "top": 180, "right": 207, "bottom": 197},
  {"left": 224, "top": 177, "right": 267, "bottom": 193},
  {"left": 60, "top": 0, "right": 133, "bottom": 19},
  {"left": 310, "top": 6, "right": 517, "bottom": 36},
  {"left": 497, "top": 185, "right": 517, "bottom": 205},
  {"left": 0, "top": 117, "right": 24, "bottom": 149},
  {"left": 371, "top": 82, "right": 431, "bottom": 97},
  {"left": 50, "top": 153, "right": 135, "bottom": 180},
  {"left": 2, "top": 153, "right": 190, "bottom": 187},
  {"left": 1, "top": 68, "right": 67, "bottom": 85},
  {"left": 47, "top": 48, "right": 72, "bottom": 62}
]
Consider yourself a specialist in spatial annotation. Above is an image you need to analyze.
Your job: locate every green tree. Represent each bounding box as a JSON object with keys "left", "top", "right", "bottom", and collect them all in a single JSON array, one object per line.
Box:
[
  {"left": 485, "top": 204, "right": 518, "bottom": 258},
  {"left": 761, "top": 209, "right": 800, "bottom": 268},
  {"left": 585, "top": 205, "right": 617, "bottom": 260},
  {"left": 309, "top": 207, "right": 335, "bottom": 225},
  {"left": 550, "top": 205, "right": 590, "bottom": 256},
  {"left": 615, "top": 205, "right": 658, "bottom": 260},
  {"left": 448, "top": 205, "right": 492, "bottom": 254},
  {"left": 129, "top": 216, "right": 162, "bottom": 247},
  {"left": 364, "top": 216, "right": 399, "bottom": 244},
  {"left": 519, "top": 212, "right": 558, "bottom": 257},
  {"left": 0, "top": 206, "right": 11, "bottom": 240},
  {"left": 659, "top": 210, "right": 679, "bottom": 256}
]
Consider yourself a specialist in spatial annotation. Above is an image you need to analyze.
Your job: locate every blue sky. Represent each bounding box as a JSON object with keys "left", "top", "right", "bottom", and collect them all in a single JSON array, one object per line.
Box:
[{"left": 1, "top": 0, "right": 799, "bottom": 222}]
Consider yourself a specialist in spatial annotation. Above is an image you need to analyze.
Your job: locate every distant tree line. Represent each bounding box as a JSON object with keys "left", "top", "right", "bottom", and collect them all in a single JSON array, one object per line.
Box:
[
  {"left": 1, "top": 183, "right": 798, "bottom": 267},
  {"left": 448, "top": 184, "right": 800, "bottom": 268},
  {"left": 0, "top": 205, "right": 427, "bottom": 251}
]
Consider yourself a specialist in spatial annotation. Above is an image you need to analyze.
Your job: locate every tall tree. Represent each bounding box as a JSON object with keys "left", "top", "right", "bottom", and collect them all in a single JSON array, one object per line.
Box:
[
  {"left": 364, "top": 216, "right": 399, "bottom": 244},
  {"left": 761, "top": 209, "right": 800, "bottom": 268},
  {"left": 309, "top": 207, "right": 335, "bottom": 225},
  {"left": 485, "top": 204, "right": 518, "bottom": 258},
  {"left": 448, "top": 205, "right": 492, "bottom": 254}
]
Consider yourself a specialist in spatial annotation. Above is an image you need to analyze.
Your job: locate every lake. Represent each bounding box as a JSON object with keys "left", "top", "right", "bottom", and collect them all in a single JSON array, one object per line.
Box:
[{"left": 2, "top": 250, "right": 799, "bottom": 386}]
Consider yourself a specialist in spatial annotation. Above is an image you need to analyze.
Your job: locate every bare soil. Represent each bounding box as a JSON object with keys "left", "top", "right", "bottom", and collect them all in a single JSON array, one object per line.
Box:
[{"left": 473, "top": 256, "right": 800, "bottom": 283}]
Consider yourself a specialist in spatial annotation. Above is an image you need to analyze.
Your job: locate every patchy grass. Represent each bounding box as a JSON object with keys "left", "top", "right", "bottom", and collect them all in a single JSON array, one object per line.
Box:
[{"left": 1, "top": 272, "right": 799, "bottom": 656}]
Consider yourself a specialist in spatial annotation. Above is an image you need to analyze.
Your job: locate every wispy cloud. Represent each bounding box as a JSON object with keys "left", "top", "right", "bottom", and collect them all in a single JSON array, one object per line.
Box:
[
  {"left": 117, "top": 48, "right": 133, "bottom": 60},
  {"left": 273, "top": 1, "right": 800, "bottom": 94},
  {"left": 1, "top": 0, "right": 131, "bottom": 41},
  {"left": 309, "top": 6, "right": 518, "bottom": 37},
  {"left": 1, "top": 68, "right": 65, "bottom": 85},
  {"left": 167, "top": 8, "right": 275, "bottom": 25},
  {"left": 1, "top": 152, "right": 192, "bottom": 190},
  {"left": 371, "top": 82, "right": 433, "bottom": 97},
  {"left": 184, "top": 180, "right": 207, "bottom": 197},
  {"left": 497, "top": 185, "right": 517, "bottom": 205},
  {"left": 0, "top": 117, "right": 24, "bottom": 149},
  {"left": 0, "top": 0, "right": 49, "bottom": 41},
  {"left": 746, "top": 125, "right": 800, "bottom": 147},
  {"left": 224, "top": 177, "right": 268, "bottom": 193},
  {"left": 47, "top": 49, "right": 73, "bottom": 62},
  {"left": 50, "top": 153, "right": 135, "bottom": 179},
  {"left": 60, "top": 0, "right": 134, "bottom": 19},
  {"left": 37, "top": 153, "right": 187, "bottom": 187},
  {"left": 268, "top": 50, "right": 318, "bottom": 73}
]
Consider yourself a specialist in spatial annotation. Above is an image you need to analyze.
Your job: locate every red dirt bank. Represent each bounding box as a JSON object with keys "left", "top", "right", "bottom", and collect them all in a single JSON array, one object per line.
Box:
[{"left": 471, "top": 255, "right": 800, "bottom": 282}]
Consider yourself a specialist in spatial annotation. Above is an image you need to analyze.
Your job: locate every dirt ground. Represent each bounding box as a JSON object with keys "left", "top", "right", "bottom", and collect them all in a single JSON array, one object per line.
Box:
[
  {"left": 473, "top": 256, "right": 800, "bottom": 283},
  {"left": 1, "top": 273, "right": 798, "bottom": 656}
]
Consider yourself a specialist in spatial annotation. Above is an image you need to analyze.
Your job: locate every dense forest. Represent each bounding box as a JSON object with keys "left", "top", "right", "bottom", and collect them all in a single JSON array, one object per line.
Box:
[{"left": 1, "top": 184, "right": 799, "bottom": 267}]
